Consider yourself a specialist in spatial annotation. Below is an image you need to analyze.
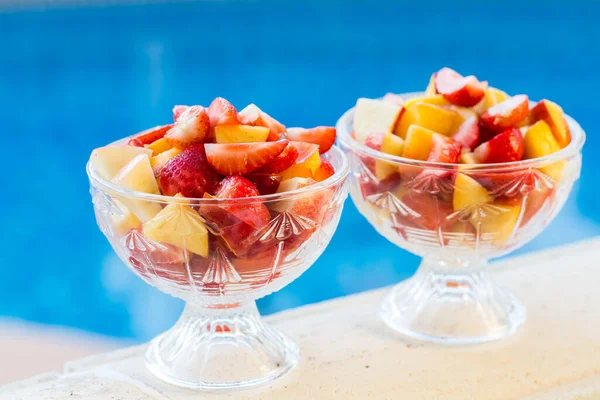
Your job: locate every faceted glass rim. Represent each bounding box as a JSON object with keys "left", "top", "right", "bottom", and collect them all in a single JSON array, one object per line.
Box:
[
  {"left": 336, "top": 91, "right": 585, "bottom": 172},
  {"left": 87, "top": 137, "right": 350, "bottom": 204}
]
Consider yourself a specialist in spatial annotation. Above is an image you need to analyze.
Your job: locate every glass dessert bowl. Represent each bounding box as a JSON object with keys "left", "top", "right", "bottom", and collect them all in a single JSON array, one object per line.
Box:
[
  {"left": 337, "top": 68, "right": 585, "bottom": 344},
  {"left": 87, "top": 98, "right": 349, "bottom": 390}
]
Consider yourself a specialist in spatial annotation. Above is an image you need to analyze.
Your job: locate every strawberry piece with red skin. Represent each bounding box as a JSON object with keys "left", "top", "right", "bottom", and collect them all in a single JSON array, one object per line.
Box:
[
  {"left": 434, "top": 67, "right": 487, "bottom": 107},
  {"left": 289, "top": 141, "right": 320, "bottom": 164},
  {"left": 474, "top": 128, "right": 524, "bottom": 163},
  {"left": 246, "top": 174, "right": 283, "bottom": 195},
  {"left": 200, "top": 176, "right": 271, "bottom": 255},
  {"left": 205, "top": 140, "right": 289, "bottom": 176},
  {"left": 314, "top": 157, "right": 335, "bottom": 182},
  {"left": 165, "top": 106, "right": 210, "bottom": 149},
  {"left": 158, "top": 144, "right": 221, "bottom": 197},
  {"left": 382, "top": 92, "right": 404, "bottom": 106},
  {"left": 480, "top": 95, "right": 529, "bottom": 133},
  {"left": 285, "top": 126, "right": 336, "bottom": 154},
  {"left": 127, "top": 124, "right": 173, "bottom": 147},
  {"left": 238, "top": 103, "right": 286, "bottom": 141},
  {"left": 427, "top": 134, "right": 462, "bottom": 163},
  {"left": 452, "top": 116, "right": 480, "bottom": 151},
  {"left": 172, "top": 105, "right": 188, "bottom": 122},
  {"left": 208, "top": 97, "right": 240, "bottom": 128},
  {"left": 256, "top": 142, "right": 299, "bottom": 174}
]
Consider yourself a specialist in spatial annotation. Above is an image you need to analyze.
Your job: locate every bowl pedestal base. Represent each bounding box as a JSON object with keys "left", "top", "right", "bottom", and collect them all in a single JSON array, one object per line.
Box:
[
  {"left": 145, "top": 301, "right": 298, "bottom": 390},
  {"left": 380, "top": 258, "right": 526, "bottom": 345}
]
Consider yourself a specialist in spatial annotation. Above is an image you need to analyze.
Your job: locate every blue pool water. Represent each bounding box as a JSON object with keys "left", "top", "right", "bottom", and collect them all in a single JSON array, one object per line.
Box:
[{"left": 1, "top": 0, "right": 599, "bottom": 340}]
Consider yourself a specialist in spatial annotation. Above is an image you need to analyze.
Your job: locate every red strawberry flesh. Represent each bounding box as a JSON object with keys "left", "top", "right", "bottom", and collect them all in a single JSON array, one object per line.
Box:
[
  {"left": 452, "top": 116, "right": 480, "bottom": 151},
  {"left": 256, "top": 142, "right": 299, "bottom": 174},
  {"left": 435, "top": 67, "right": 487, "bottom": 107},
  {"left": 474, "top": 128, "right": 524, "bottom": 163},
  {"left": 204, "top": 140, "right": 289, "bottom": 175},
  {"left": 286, "top": 126, "right": 336, "bottom": 154},
  {"left": 127, "top": 124, "right": 173, "bottom": 147}
]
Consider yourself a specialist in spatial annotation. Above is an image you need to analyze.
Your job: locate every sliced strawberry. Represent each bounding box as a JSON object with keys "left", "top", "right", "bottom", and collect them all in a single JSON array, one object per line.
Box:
[
  {"left": 200, "top": 176, "right": 271, "bottom": 255},
  {"left": 158, "top": 143, "right": 221, "bottom": 197},
  {"left": 204, "top": 140, "right": 288, "bottom": 175},
  {"left": 361, "top": 132, "right": 385, "bottom": 174},
  {"left": 246, "top": 174, "right": 283, "bottom": 195},
  {"left": 314, "top": 157, "right": 335, "bottom": 182},
  {"left": 288, "top": 141, "right": 320, "bottom": 163},
  {"left": 238, "top": 103, "right": 286, "bottom": 141},
  {"left": 285, "top": 126, "right": 336, "bottom": 154},
  {"left": 474, "top": 128, "right": 524, "bottom": 163},
  {"left": 382, "top": 92, "right": 404, "bottom": 106},
  {"left": 256, "top": 142, "right": 299, "bottom": 174},
  {"left": 127, "top": 124, "right": 173, "bottom": 147},
  {"left": 208, "top": 97, "right": 240, "bottom": 128},
  {"left": 427, "top": 133, "right": 462, "bottom": 163},
  {"left": 165, "top": 106, "right": 210, "bottom": 149},
  {"left": 172, "top": 105, "right": 188, "bottom": 122},
  {"left": 452, "top": 116, "right": 480, "bottom": 151},
  {"left": 434, "top": 67, "right": 487, "bottom": 107},
  {"left": 480, "top": 95, "right": 529, "bottom": 133}
]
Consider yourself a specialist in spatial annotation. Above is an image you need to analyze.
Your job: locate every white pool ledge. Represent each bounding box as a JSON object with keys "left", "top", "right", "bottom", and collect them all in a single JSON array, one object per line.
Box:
[{"left": 2, "top": 237, "right": 600, "bottom": 399}]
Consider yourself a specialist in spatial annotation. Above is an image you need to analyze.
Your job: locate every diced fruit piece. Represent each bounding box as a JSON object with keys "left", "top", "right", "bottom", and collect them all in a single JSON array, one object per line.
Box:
[
  {"left": 148, "top": 138, "right": 172, "bottom": 156},
  {"left": 111, "top": 154, "right": 162, "bottom": 222},
  {"left": 246, "top": 174, "right": 283, "bottom": 195},
  {"left": 127, "top": 124, "right": 173, "bottom": 147},
  {"left": 208, "top": 97, "right": 240, "bottom": 128},
  {"left": 472, "top": 202, "right": 521, "bottom": 247},
  {"left": 452, "top": 116, "right": 480, "bottom": 151},
  {"left": 459, "top": 151, "right": 479, "bottom": 164},
  {"left": 165, "top": 106, "right": 210, "bottom": 149},
  {"left": 286, "top": 126, "right": 336, "bottom": 154},
  {"left": 275, "top": 177, "right": 333, "bottom": 224},
  {"left": 256, "top": 143, "right": 299, "bottom": 174},
  {"left": 394, "top": 102, "right": 460, "bottom": 138},
  {"left": 200, "top": 176, "right": 271, "bottom": 255},
  {"left": 214, "top": 124, "right": 270, "bottom": 143},
  {"left": 279, "top": 143, "right": 322, "bottom": 180},
  {"left": 314, "top": 157, "right": 335, "bottom": 182},
  {"left": 399, "top": 191, "right": 454, "bottom": 231},
  {"left": 523, "top": 120, "right": 564, "bottom": 180},
  {"left": 142, "top": 196, "right": 209, "bottom": 257},
  {"left": 158, "top": 144, "right": 220, "bottom": 198},
  {"left": 453, "top": 173, "right": 492, "bottom": 211},
  {"left": 474, "top": 128, "right": 524, "bottom": 163},
  {"left": 480, "top": 95, "right": 529, "bottom": 133},
  {"left": 483, "top": 87, "right": 510, "bottom": 111},
  {"left": 110, "top": 199, "right": 142, "bottom": 237},
  {"left": 446, "top": 105, "right": 478, "bottom": 132},
  {"left": 90, "top": 145, "right": 152, "bottom": 181},
  {"left": 434, "top": 67, "right": 487, "bottom": 107},
  {"left": 353, "top": 98, "right": 403, "bottom": 144},
  {"left": 402, "top": 125, "right": 435, "bottom": 161},
  {"left": 205, "top": 140, "right": 288, "bottom": 176},
  {"left": 382, "top": 93, "right": 404, "bottom": 106},
  {"left": 375, "top": 132, "right": 405, "bottom": 181},
  {"left": 173, "top": 105, "right": 188, "bottom": 122},
  {"left": 403, "top": 94, "right": 450, "bottom": 109},
  {"left": 427, "top": 134, "right": 462, "bottom": 163},
  {"left": 425, "top": 73, "right": 437, "bottom": 95},
  {"left": 151, "top": 147, "right": 183, "bottom": 175},
  {"left": 529, "top": 99, "right": 571, "bottom": 148},
  {"left": 238, "top": 103, "right": 286, "bottom": 141}
]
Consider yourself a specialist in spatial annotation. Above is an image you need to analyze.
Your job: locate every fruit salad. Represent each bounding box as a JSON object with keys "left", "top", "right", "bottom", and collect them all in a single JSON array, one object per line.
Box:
[
  {"left": 346, "top": 67, "right": 579, "bottom": 252},
  {"left": 88, "top": 98, "right": 345, "bottom": 294}
]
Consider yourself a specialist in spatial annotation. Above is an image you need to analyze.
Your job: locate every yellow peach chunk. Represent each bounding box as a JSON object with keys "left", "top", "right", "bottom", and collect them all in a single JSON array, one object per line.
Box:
[
  {"left": 147, "top": 138, "right": 172, "bottom": 156},
  {"left": 524, "top": 120, "right": 564, "bottom": 180},
  {"left": 453, "top": 173, "right": 492, "bottom": 211},
  {"left": 394, "top": 102, "right": 460, "bottom": 138},
  {"left": 472, "top": 203, "right": 521, "bottom": 247},
  {"left": 375, "top": 132, "right": 405, "bottom": 181},
  {"left": 142, "top": 197, "right": 209, "bottom": 257},
  {"left": 279, "top": 150, "right": 322, "bottom": 180},
  {"left": 215, "top": 124, "right": 270, "bottom": 143},
  {"left": 425, "top": 73, "right": 436, "bottom": 95},
  {"left": 402, "top": 94, "right": 450, "bottom": 109},
  {"left": 353, "top": 98, "right": 403, "bottom": 144},
  {"left": 530, "top": 99, "right": 571, "bottom": 148},
  {"left": 151, "top": 147, "right": 182, "bottom": 173},
  {"left": 459, "top": 152, "right": 479, "bottom": 164},
  {"left": 447, "top": 105, "right": 478, "bottom": 133},
  {"left": 402, "top": 125, "right": 434, "bottom": 161}
]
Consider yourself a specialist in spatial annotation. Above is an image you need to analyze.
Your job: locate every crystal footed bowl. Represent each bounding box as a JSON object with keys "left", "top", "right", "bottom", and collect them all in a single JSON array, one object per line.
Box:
[
  {"left": 87, "top": 141, "right": 349, "bottom": 390},
  {"left": 337, "top": 93, "right": 584, "bottom": 345}
]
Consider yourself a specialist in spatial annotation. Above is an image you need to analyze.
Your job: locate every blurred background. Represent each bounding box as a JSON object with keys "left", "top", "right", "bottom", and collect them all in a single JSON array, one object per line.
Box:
[{"left": 1, "top": 0, "right": 599, "bottom": 378}]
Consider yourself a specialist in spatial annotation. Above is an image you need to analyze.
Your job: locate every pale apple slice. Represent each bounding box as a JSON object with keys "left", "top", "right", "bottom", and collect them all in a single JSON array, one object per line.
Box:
[
  {"left": 143, "top": 197, "right": 209, "bottom": 257},
  {"left": 110, "top": 199, "right": 141, "bottom": 237},
  {"left": 375, "top": 132, "right": 405, "bottom": 181},
  {"left": 111, "top": 154, "right": 162, "bottom": 222},
  {"left": 353, "top": 98, "right": 403, "bottom": 144},
  {"left": 215, "top": 124, "right": 270, "bottom": 143},
  {"left": 90, "top": 145, "right": 152, "bottom": 180}
]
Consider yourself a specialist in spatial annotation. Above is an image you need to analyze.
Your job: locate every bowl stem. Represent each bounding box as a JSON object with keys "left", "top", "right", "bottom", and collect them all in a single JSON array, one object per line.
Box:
[
  {"left": 145, "top": 301, "right": 298, "bottom": 390},
  {"left": 380, "top": 257, "right": 526, "bottom": 344}
]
